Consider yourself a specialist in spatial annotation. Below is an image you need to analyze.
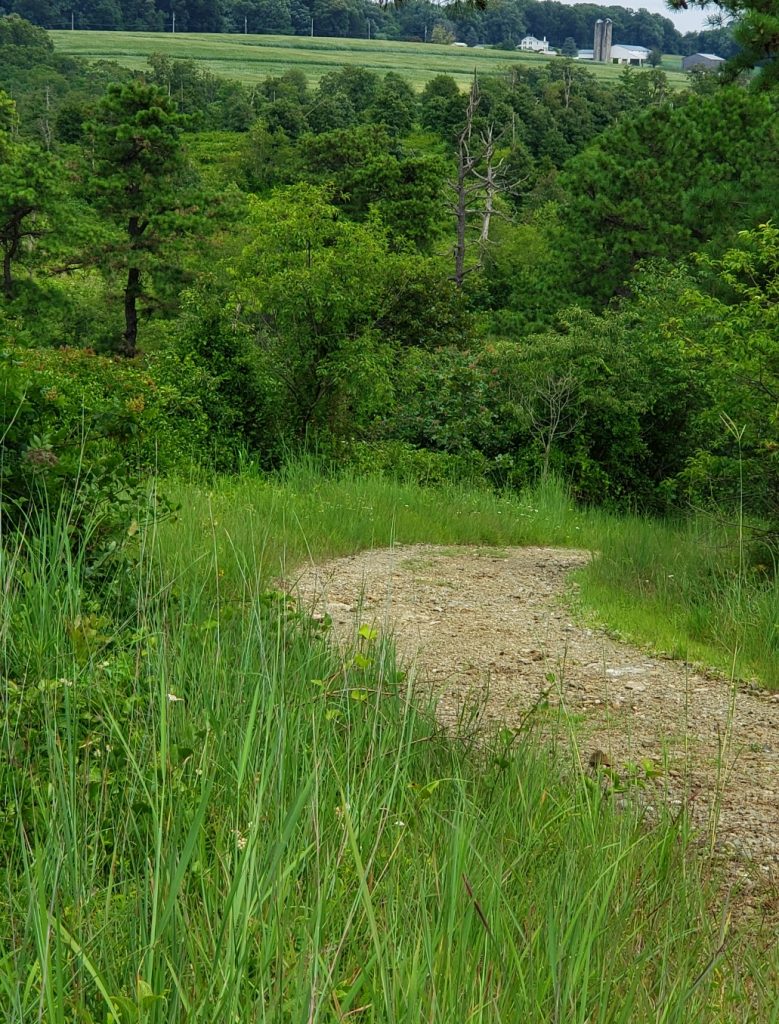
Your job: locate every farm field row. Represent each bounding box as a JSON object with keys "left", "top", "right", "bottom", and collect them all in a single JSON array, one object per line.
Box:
[{"left": 51, "top": 29, "right": 688, "bottom": 90}]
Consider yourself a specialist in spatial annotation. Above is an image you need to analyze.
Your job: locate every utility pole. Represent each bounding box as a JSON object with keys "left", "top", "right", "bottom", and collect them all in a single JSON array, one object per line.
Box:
[
  {"left": 71, "top": 11, "right": 74, "bottom": 29},
  {"left": 366, "top": 19, "right": 371, "bottom": 39},
  {"left": 172, "top": 11, "right": 176, "bottom": 32},
  {"left": 310, "top": 17, "right": 314, "bottom": 36},
  {"left": 244, "top": 16, "right": 248, "bottom": 33}
]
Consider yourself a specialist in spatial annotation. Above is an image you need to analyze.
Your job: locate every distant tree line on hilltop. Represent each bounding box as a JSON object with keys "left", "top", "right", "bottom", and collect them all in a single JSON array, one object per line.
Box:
[{"left": 0, "top": 0, "right": 736, "bottom": 56}]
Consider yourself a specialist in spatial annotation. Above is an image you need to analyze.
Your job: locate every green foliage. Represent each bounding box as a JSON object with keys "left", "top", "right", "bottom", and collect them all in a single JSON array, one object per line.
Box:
[
  {"left": 300, "top": 120, "right": 446, "bottom": 244},
  {"left": 675, "top": 224, "right": 779, "bottom": 535},
  {"left": 379, "top": 263, "right": 712, "bottom": 509},
  {"left": 233, "top": 186, "right": 402, "bottom": 438},
  {"left": 558, "top": 88, "right": 779, "bottom": 305},
  {"left": 0, "top": 347, "right": 160, "bottom": 590},
  {"left": 421, "top": 73, "right": 469, "bottom": 139},
  {"left": 614, "top": 65, "right": 670, "bottom": 112},
  {"left": 145, "top": 53, "right": 254, "bottom": 131},
  {"left": 335, "top": 438, "right": 490, "bottom": 486},
  {"left": 379, "top": 345, "right": 498, "bottom": 458},
  {"left": 300, "top": 123, "right": 447, "bottom": 248},
  {"left": 240, "top": 119, "right": 298, "bottom": 190},
  {"left": 430, "top": 21, "right": 455, "bottom": 45},
  {"left": 221, "top": 185, "right": 469, "bottom": 446},
  {"left": 0, "top": 12, "right": 53, "bottom": 50},
  {"left": 166, "top": 283, "right": 277, "bottom": 466},
  {"left": 0, "top": 16, "right": 134, "bottom": 147},
  {"left": 0, "top": 89, "right": 15, "bottom": 133},
  {"left": 0, "top": 108, "right": 67, "bottom": 299},
  {"left": 366, "top": 70, "right": 418, "bottom": 137},
  {"left": 478, "top": 209, "right": 577, "bottom": 332},
  {"left": 485, "top": 287, "right": 710, "bottom": 506},
  {"left": 317, "top": 63, "right": 379, "bottom": 114}
]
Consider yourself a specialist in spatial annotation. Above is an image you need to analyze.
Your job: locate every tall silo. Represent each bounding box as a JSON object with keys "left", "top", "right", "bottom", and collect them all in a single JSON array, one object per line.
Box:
[
  {"left": 594, "top": 18, "right": 613, "bottom": 62},
  {"left": 594, "top": 19, "right": 604, "bottom": 62},
  {"left": 603, "top": 18, "right": 613, "bottom": 62}
]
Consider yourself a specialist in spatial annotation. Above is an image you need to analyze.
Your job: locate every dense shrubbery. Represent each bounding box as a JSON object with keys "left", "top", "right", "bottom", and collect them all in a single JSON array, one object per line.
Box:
[{"left": 0, "top": 344, "right": 212, "bottom": 591}]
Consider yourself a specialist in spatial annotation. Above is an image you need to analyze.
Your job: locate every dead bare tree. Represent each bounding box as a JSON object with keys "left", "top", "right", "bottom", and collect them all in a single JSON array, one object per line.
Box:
[
  {"left": 448, "top": 77, "right": 528, "bottom": 288},
  {"left": 520, "top": 371, "right": 580, "bottom": 479},
  {"left": 450, "top": 79, "right": 480, "bottom": 288}
]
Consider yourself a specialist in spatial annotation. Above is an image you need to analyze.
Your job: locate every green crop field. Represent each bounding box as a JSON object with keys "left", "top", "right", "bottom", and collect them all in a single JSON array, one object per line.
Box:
[{"left": 50, "top": 30, "right": 688, "bottom": 90}]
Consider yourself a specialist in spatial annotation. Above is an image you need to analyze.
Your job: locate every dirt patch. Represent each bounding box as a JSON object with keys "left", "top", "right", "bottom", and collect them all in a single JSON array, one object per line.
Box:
[{"left": 289, "top": 544, "right": 779, "bottom": 892}]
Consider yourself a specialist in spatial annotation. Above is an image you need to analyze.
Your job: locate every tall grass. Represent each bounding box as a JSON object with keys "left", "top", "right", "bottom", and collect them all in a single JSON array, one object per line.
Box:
[
  {"left": 165, "top": 464, "right": 779, "bottom": 685},
  {"left": 2, "top": 475, "right": 778, "bottom": 1020},
  {"left": 578, "top": 514, "right": 779, "bottom": 686}
]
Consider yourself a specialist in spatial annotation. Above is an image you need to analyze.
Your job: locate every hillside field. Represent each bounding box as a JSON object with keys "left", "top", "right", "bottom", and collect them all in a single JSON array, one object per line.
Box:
[{"left": 50, "top": 29, "right": 688, "bottom": 89}]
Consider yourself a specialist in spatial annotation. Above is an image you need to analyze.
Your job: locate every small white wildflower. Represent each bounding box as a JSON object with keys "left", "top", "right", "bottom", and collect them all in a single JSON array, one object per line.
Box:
[
  {"left": 167, "top": 693, "right": 184, "bottom": 703},
  {"left": 395, "top": 820, "right": 406, "bottom": 828}
]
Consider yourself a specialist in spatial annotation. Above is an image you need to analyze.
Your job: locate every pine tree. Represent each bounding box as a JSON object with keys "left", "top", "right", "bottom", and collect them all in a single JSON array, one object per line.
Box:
[{"left": 89, "top": 80, "right": 192, "bottom": 357}]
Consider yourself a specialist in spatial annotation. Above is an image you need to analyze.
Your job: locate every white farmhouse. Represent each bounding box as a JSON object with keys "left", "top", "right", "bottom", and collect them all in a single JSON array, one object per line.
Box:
[{"left": 519, "top": 35, "right": 554, "bottom": 54}]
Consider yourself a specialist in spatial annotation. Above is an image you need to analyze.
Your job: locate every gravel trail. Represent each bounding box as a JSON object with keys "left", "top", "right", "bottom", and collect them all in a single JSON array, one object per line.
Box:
[{"left": 290, "top": 544, "right": 779, "bottom": 893}]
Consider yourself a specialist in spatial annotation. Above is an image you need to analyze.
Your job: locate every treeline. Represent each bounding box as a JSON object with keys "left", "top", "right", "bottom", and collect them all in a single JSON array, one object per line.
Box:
[{"left": 0, "top": 0, "right": 734, "bottom": 55}]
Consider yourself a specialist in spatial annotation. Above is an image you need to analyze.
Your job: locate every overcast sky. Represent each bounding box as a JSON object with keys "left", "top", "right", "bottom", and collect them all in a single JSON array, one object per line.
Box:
[{"left": 557, "top": 0, "right": 718, "bottom": 34}]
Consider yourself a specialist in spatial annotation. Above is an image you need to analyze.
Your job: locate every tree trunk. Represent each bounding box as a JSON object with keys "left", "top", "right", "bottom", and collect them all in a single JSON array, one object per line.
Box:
[
  {"left": 453, "top": 154, "right": 468, "bottom": 288},
  {"left": 2, "top": 248, "right": 12, "bottom": 301},
  {"left": 123, "top": 265, "right": 140, "bottom": 357},
  {"left": 452, "top": 83, "right": 478, "bottom": 288},
  {"left": 479, "top": 130, "right": 497, "bottom": 245},
  {"left": 122, "top": 214, "right": 143, "bottom": 357}
]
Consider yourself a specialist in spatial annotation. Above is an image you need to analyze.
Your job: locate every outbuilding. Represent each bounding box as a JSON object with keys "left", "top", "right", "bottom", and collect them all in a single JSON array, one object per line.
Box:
[
  {"left": 682, "top": 52, "right": 725, "bottom": 71},
  {"left": 611, "top": 44, "right": 650, "bottom": 66}
]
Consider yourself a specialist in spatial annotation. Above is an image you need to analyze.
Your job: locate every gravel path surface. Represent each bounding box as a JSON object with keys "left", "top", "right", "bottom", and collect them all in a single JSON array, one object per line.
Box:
[{"left": 289, "top": 544, "right": 779, "bottom": 892}]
